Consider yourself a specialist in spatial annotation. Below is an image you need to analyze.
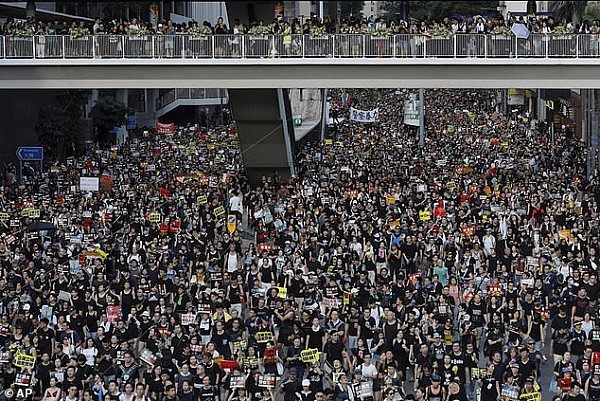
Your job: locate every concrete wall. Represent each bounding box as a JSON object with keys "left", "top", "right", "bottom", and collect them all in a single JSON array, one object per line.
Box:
[{"left": 0, "top": 89, "right": 57, "bottom": 162}]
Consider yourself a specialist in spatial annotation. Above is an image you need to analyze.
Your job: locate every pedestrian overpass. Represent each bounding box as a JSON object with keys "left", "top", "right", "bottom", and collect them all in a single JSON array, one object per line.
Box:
[{"left": 3, "top": 33, "right": 600, "bottom": 181}]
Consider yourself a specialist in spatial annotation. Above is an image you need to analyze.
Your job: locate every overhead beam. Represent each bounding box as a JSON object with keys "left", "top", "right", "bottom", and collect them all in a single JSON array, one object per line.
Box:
[{"left": 2, "top": 59, "right": 600, "bottom": 89}]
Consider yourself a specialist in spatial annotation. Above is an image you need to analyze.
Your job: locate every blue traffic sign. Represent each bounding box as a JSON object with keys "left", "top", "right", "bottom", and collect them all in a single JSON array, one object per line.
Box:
[{"left": 16, "top": 147, "right": 44, "bottom": 161}]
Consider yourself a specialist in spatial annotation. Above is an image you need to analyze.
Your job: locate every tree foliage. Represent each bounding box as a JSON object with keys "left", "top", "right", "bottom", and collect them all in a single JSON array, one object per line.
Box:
[
  {"left": 340, "top": 1, "right": 364, "bottom": 20},
  {"left": 382, "top": 1, "right": 498, "bottom": 20},
  {"left": 551, "top": 1, "right": 588, "bottom": 25},
  {"left": 90, "top": 97, "right": 129, "bottom": 134},
  {"left": 35, "top": 90, "right": 89, "bottom": 159}
]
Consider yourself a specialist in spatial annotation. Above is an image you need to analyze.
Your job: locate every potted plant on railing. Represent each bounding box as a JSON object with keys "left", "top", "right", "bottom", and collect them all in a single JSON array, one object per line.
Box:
[
  {"left": 309, "top": 26, "right": 327, "bottom": 38},
  {"left": 426, "top": 26, "right": 453, "bottom": 56},
  {"left": 367, "top": 26, "right": 392, "bottom": 39},
  {"left": 11, "top": 29, "right": 34, "bottom": 38},
  {"left": 549, "top": 25, "right": 575, "bottom": 55},
  {"left": 248, "top": 25, "right": 272, "bottom": 38},
  {"left": 188, "top": 25, "right": 212, "bottom": 39},
  {"left": 126, "top": 27, "right": 149, "bottom": 40},
  {"left": 490, "top": 26, "right": 513, "bottom": 40},
  {"left": 550, "top": 25, "right": 575, "bottom": 39},
  {"left": 69, "top": 27, "right": 90, "bottom": 39}
]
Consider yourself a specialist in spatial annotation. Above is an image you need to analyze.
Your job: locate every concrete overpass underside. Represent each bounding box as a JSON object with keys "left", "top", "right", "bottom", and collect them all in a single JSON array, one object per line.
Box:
[{"left": 3, "top": 59, "right": 600, "bottom": 89}]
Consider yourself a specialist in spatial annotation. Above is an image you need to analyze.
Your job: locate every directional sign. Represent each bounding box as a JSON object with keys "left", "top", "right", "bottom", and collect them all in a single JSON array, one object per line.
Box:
[{"left": 16, "top": 147, "right": 43, "bottom": 161}]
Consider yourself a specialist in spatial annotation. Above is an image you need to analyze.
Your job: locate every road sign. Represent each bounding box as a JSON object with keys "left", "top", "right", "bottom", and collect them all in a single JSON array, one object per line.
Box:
[
  {"left": 293, "top": 115, "right": 302, "bottom": 127},
  {"left": 16, "top": 147, "right": 43, "bottom": 161},
  {"left": 127, "top": 116, "right": 137, "bottom": 129}
]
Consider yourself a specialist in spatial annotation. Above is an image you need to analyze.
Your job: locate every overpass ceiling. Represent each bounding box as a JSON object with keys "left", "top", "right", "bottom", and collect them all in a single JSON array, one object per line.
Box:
[{"left": 1, "top": 59, "right": 599, "bottom": 89}]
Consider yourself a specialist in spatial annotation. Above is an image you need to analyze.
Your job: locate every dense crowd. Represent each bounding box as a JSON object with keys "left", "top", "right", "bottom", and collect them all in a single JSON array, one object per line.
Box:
[
  {"left": 0, "top": 12, "right": 593, "bottom": 38},
  {"left": 0, "top": 88, "right": 598, "bottom": 401}
]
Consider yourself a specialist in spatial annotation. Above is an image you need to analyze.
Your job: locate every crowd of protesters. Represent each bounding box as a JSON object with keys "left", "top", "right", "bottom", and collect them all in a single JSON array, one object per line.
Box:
[
  {"left": 0, "top": 11, "right": 594, "bottom": 38},
  {"left": 0, "top": 88, "right": 599, "bottom": 401}
]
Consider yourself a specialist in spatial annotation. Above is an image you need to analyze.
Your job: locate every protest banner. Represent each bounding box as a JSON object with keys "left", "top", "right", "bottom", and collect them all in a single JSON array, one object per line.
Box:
[
  {"left": 255, "top": 331, "right": 274, "bottom": 343},
  {"left": 300, "top": 348, "right": 320, "bottom": 364},
  {"left": 350, "top": 107, "right": 379, "bottom": 123},
  {"left": 156, "top": 122, "right": 175, "bottom": 134},
  {"left": 230, "top": 375, "right": 246, "bottom": 388},
  {"left": 181, "top": 313, "right": 197, "bottom": 326},
  {"left": 107, "top": 306, "right": 120, "bottom": 323},
  {"left": 258, "top": 373, "right": 276, "bottom": 388}
]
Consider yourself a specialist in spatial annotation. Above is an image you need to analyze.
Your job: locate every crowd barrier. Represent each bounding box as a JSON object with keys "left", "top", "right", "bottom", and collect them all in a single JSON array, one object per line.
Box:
[{"left": 1, "top": 33, "right": 599, "bottom": 59}]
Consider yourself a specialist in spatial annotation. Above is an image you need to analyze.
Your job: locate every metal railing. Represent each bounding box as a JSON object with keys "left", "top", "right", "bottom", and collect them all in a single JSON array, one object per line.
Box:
[
  {"left": 3, "top": 33, "right": 600, "bottom": 59},
  {"left": 155, "top": 88, "right": 228, "bottom": 111}
]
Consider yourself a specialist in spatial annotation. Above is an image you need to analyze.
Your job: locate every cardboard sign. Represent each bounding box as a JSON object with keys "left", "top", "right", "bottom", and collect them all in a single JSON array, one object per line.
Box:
[
  {"left": 80, "top": 177, "right": 99, "bottom": 192},
  {"left": 140, "top": 349, "right": 157, "bottom": 365},
  {"left": 300, "top": 348, "right": 320, "bottom": 364},
  {"left": 213, "top": 206, "right": 225, "bottom": 217},
  {"left": 232, "top": 340, "right": 248, "bottom": 353},
  {"left": 13, "top": 352, "right": 36, "bottom": 369},
  {"left": 197, "top": 195, "right": 208, "bottom": 205},
  {"left": 500, "top": 384, "right": 520, "bottom": 400},
  {"left": 353, "top": 382, "right": 373, "bottom": 398},
  {"left": 419, "top": 211, "right": 431, "bottom": 221},
  {"left": 487, "top": 285, "right": 503, "bottom": 297},
  {"left": 255, "top": 331, "right": 274, "bottom": 343},
  {"left": 181, "top": 312, "right": 197, "bottom": 326},
  {"left": 57, "top": 290, "right": 71, "bottom": 302},
  {"left": 230, "top": 375, "right": 246, "bottom": 388},
  {"left": 273, "top": 286, "right": 287, "bottom": 299},
  {"left": 148, "top": 212, "right": 161, "bottom": 223},
  {"left": 107, "top": 306, "right": 120, "bottom": 323},
  {"left": 258, "top": 373, "right": 276, "bottom": 388},
  {"left": 323, "top": 298, "right": 341, "bottom": 309},
  {"left": 386, "top": 195, "right": 396, "bottom": 205},
  {"left": 324, "top": 139, "right": 333, "bottom": 145}
]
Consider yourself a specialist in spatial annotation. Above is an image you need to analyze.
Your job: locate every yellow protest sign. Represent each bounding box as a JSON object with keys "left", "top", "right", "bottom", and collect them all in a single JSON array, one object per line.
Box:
[
  {"left": 232, "top": 340, "right": 248, "bottom": 353},
  {"left": 274, "top": 286, "right": 287, "bottom": 299},
  {"left": 255, "top": 331, "right": 274, "bottom": 343},
  {"left": 324, "top": 139, "right": 333, "bottom": 145},
  {"left": 148, "top": 212, "right": 162, "bottom": 223},
  {"left": 0, "top": 212, "right": 8, "bottom": 222},
  {"left": 14, "top": 352, "right": 36, "bottom": 369},
  {"left": 213, "top": 206, "right": 225, "bottom": 217},
  {"left": 386, "top": 195, "right": 396, "bottom": 205},
  {"left": 519, "top": 392, "right": 541, "bottom": 401},
  {"left": 343, "top": 291, "right": 351, "bottom": 305},
  {"left": 335, "top": 141, "right": 344, "bottom": 147},
  {"left": 558, "top": 229, "right": 573, "bottom": 243},
  {"left": 300, "top": 348, "right": 320, "bottom": 364},
  {"left": 95, "top": 248, "right": 107, "bottom": 260},
  {"left": 419, "top": 211, "right": 431, "bottom": 221},
  {"left": 197, "top": 195, "right": 208, "bottom": 205},
  {"left": 501, "top": 142, "right": 509, "bottom": 149},
  {"left": 227, "top": 215, "right": 237, "bottom": 234}
]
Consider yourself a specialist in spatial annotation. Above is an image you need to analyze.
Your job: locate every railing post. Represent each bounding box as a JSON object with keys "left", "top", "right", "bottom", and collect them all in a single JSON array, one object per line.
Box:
[
  {"left": 1, "top": 35, "right": 4, "bottom": 59},
  {"left": 545, "top": 35, "right": 549, "bottom": 58},
  {"left": 32, "top": 35, "right": 36, "bottom": 58},
  {"left": 302, "top": 34, "right": 305, "bottom": 57},
  {"left": 241, "top": 35, "right": 245, "bottom": 58},
  {"left": 62, "top": 35, "right": 66, "bottom": 59},
  {"left": 332, "top": 34, "right": 335, "bottom": 58},
  {"left": 212, "top": 35, "right": 215, "bottom": 58},
  {"left": 392, "top": 34, "right": 396, "bottom": 58},
  {"left": 423, "top": 36, "right": 427, "bottom": 58},
  {"left": 121, "top": 36, "right": 125, "bottom": 58},
  {"left": 92, "top": 36, "right": 96, "bottom": 58},
  {"left": 484, "top": 35, "right": 488, "bottom": 58},
  {"left": 453, "top": 34, "right": 457, "bottom": 57},
  {"left": 151, "top": 35, "right": 155, "bottom": 58},
  {"left": 576, "top": 34, "right": 579, "bottom": 58},
  {"left": 514, "top": 35, "right": 518, "bottom": 58},
  {"left": 362, "top": 34, "right": 366, "bottom": 57}
]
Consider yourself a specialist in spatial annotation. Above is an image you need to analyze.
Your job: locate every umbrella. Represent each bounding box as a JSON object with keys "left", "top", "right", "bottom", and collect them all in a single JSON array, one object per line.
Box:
[
  {"left": 27, "top": 221, "right": 57, "bottom": 232},
  {"left": 511, "top": 23, "right": 530, "bottom": 39}
]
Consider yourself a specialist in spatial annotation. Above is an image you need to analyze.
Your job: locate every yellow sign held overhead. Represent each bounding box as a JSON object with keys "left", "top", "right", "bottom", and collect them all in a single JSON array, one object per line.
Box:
[{"left": 300, "top": 348, "right": 320, "bottom": 364}]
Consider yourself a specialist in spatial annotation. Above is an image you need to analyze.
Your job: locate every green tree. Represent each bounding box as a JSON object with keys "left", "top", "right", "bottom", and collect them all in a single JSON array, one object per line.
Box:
[
  {"left": 382, "top": 1, "right": 497, "bottom": 20},
  {"left": 551, "top": 1, "right": 588, "bottom": 25},
  {"left": 36, "top": 90, "right": 89, "bottom": 159},
  {"left": 340, "top": 1, "right": 364, "bottom": 20},
  {"left": 90, "top": 97, "right": 129, "bottom": 145}
]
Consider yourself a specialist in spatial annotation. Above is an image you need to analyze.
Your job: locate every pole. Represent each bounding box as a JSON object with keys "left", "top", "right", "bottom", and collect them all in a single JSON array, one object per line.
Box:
[
  {"left": 418, "top": 88, "right": 425, "bottom": 148},
  {"left": 319, "top": 1, "right": 324, "bottom": 20}
]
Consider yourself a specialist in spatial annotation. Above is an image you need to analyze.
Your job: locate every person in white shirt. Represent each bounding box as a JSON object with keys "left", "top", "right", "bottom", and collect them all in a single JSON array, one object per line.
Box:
[{"left": 229, "top": 189, "right": 243, "bottom": 227}]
